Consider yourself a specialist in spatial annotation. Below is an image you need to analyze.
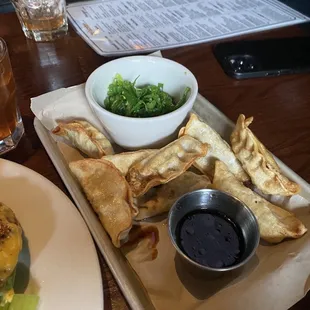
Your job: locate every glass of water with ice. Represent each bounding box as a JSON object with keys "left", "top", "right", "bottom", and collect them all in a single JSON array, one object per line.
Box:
[{"left": 11, "top": 0, "right": 68, "bottom": 42}]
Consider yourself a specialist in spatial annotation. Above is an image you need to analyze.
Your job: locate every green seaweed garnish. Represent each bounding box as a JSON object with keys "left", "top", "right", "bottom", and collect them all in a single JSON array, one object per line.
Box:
[{"left": 103, "top": 74, "right": 191, "bottom": 118}]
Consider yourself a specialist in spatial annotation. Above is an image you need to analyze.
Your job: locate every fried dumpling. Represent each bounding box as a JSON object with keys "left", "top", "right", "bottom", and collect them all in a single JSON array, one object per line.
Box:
[
  {"left": 69, "top": 159, "right": 135, "bottom": 247},
  {"left": 136, "top": 172, "right": 211, "bottom": 220},
  {"left": 213, "top": 161, "right": 307, "bottom": 243},
  {"left": 52, "top": 120, "right": 114, "bottom": 158},
  {"left": 121, "top": 225, "right": 159, "bottom": 263},
  {"left": 179, "top": 113, "right": 248, "bottom": 182},
  {"left": 103, "top": 149, "right": 157, "bottom": 176},
  {"left": 231, "top": 114, "right": 300, "bottom": 196},
  {"left": 127, "top": 135, "right": 208, "bottom": 197}
]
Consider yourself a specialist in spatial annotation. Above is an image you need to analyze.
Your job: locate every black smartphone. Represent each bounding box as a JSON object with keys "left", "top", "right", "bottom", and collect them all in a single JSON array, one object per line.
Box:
[{"left": 213, "top": 36, "right": 310, "bottom": 79}]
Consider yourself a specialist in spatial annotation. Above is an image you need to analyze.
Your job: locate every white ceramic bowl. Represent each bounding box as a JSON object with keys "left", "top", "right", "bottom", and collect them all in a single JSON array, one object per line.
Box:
[{"left": 85, "top": 56, "right": 198, "bottom": 149}]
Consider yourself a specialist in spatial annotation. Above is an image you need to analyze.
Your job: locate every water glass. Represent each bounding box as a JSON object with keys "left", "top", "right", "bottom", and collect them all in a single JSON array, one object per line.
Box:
[{"left": 11, "top": 0, "right": 68, "bottom": 42}]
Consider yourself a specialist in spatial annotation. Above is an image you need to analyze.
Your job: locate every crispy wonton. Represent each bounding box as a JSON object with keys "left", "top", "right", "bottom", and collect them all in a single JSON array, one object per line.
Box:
[
  {"left": 69, "top": 159, "right": 136, "bottom": 247},
  {"left": 52, "top": 120, "right": 114, "bottom": 158},
  {"left": 213, "top": 161, "right": 307, "bottom": 243},
  {"left": 179, "top": 113, "right": 248, "bottom": 182},
  {"left": 127, "top": 135, "right": 208, "bottom": 197},
  {"left": 103, "top": 149, "right": 157, "bottom": 176},
  {"left": 136, "top": 171, "right": 211, "bottom": 220},
  {"left": 231, "top": 114, "right": 300, "bottom": 196}
]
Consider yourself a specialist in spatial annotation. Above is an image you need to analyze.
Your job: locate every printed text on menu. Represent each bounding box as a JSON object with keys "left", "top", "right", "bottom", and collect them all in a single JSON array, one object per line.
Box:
[{"left": 67, "top": 0, "right": 309, "bottom": 56}]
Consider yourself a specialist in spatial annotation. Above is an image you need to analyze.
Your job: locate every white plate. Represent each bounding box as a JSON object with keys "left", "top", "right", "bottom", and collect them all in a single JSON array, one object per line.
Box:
[{"left": 0, "top": 159, "right": 103, "bottom": 310}]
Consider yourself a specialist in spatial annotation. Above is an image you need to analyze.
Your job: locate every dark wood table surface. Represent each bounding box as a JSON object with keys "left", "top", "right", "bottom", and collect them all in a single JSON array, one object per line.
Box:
[{"left": 1, "top": 12, "right": 310, "bottom": 310}]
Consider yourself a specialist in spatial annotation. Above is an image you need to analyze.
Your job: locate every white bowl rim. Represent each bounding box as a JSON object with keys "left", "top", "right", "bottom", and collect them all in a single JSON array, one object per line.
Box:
[{"left": 85, "top": 55, "right": 198, "bottom": 122}]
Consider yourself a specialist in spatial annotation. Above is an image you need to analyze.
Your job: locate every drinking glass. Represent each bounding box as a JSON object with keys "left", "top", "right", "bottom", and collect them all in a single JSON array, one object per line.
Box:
[
  {"left": 11, "top": 0, "right": 68, "bottom": 42},
  {"left": 0, "top": 38, "right": 24, "bottom": 155}
]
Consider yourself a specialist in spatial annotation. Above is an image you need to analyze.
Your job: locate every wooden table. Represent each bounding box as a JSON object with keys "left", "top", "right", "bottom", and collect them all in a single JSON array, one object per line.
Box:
[{"left": 1, "top": 12, "right": 310, "bottom": 310}]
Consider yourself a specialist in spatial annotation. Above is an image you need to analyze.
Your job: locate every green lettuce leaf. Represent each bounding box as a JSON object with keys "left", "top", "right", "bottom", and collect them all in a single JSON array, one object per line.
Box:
[
  {"left": 7, "top": 294, "right": 39, "bottom": 310},
  {"left": 0, "top": 269, "right": 39, "bottom": 310}
]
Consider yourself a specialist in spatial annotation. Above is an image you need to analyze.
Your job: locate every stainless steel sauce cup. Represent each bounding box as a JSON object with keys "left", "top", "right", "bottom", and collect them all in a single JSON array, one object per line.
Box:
[{"left": 168, "top": 189, "right": 259, "bottom": 276}]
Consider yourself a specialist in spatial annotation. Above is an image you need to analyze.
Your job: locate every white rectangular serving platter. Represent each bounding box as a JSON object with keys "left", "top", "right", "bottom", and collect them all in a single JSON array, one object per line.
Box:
[{"left": 34, "top": 93, "right": 310, "bottom": 310}]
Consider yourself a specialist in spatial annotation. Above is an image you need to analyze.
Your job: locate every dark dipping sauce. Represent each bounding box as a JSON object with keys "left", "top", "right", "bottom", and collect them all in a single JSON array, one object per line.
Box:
[{"left": 176, "top": 210, "right": 244, "bottom": 268}]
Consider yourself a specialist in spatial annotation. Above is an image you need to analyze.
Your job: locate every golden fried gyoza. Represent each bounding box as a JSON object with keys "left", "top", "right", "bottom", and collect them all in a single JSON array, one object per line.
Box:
[
  {"left": 52, "top": 120, "right": 114, "bottom": 158},
  {"left": 231, "top": 114, "right": 300, "bottom": 196},
  {"left": 70, "top": 159, "right": 136, "bottom": 247},
  {"left": 103, "top": 149, "right": 157, "bottom": 176},
  {"left": 136, "top": 171, "right": 211, "bottom": 220},
  {"left": 127, "top": 135, "right": 208, "bottom": 197},
  {"left": 213, "top": 161, "right": 306, "bottom": 243},
  {"left": 179, "top": 113, "right": 248, "bottom": 182}
]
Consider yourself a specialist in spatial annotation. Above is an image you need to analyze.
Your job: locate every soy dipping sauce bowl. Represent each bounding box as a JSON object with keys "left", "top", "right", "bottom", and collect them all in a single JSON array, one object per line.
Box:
[{"left": 168, "top": 189, "right": 259, "bottom": 277}]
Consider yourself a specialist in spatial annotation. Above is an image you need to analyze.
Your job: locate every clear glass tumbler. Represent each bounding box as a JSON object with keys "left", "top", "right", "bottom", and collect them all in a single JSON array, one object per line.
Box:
[
  {"left": 0, "top": 38, "right": 24, "bottom": 155},
  {"left": 11, "top": 0, "right": 68, "bottom": 42}
]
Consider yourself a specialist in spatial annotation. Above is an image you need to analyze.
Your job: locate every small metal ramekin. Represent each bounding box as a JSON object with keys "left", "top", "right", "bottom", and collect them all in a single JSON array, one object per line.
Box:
[{"left": 168, "top": 189, "right": 259, "bottom": 276}]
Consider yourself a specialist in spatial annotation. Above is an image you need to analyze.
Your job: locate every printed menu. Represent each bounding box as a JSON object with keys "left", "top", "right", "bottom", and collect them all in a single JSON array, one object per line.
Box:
[{"left": 67, "top": 0, "right": 309, "bottom": 56}]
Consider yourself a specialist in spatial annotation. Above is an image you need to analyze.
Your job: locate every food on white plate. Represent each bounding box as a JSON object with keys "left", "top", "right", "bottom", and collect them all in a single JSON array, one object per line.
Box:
[
  {"left": 52, "top": 120, "right": 114, "bottom": 158},
  {"left": 127, "top": 135, "right": 208, "bottom": 197},
  {"left": 103, "top": 149, "right": 157, "bottom": 176},
  {"left": 179, "top": 113, "right": 249, "bottom": 182},
  {"left": 69, "top": 159, "right": 137, "bottom": 247},
  {"left": 212, "top": 161, "right": 307, "bottom": 243},
  {"left": 231, "top": 114, "right": 300, "bottom": 196},
  {"left": 0, "top": 203, "right": 39, "bottom": 310},
  {"left": 0, "top": 202, "right": 22, "bottom": 307},
  {"left": 136, "top": 171, "right": 211, "bottom": 220}
]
